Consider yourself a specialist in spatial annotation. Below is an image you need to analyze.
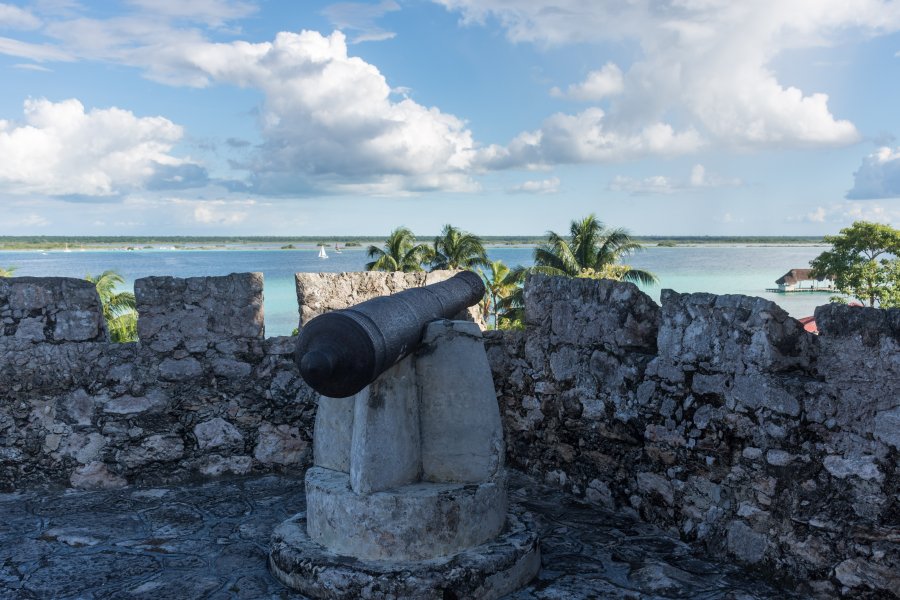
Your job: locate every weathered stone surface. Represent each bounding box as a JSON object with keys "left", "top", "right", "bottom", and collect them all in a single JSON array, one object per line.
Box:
[
  {"left": 254, "top": 423, "right": 307, "bottom": 466},
  {"left": 194, "top": 417, "right": 244, "bottom": 450},
  {"left": 197, "top": 454, "right": 252, "bottom": 477},
  {"left": 417, "top": 319, "right": 504, "bottom": 483},
  {"left": 120, "top": 435, "right": 185, "bottom": 467},
  {"left": 295, "top": 270, "right": 483, "bottom": 327},
  {"left": 2, "top": 271, "right": 897, "bottom": 599},
  {"left": 0, "top": 471, "right": 798, "bottom": 599},
  {"left": 486, "top": 275, "right": 899, "bottom": 598},
  {"left": 313, "top": 395, "right": 354, "bottom": 473},
  {"left": 305, "top": 467, "right": 508, "bottom": 561},
  {"left": 349, "top": 356, "right": 420, "bottom": 494},
  {"left": 103, "top": 389, "right": 168, "bottom": 415},
  {"left": 1, "top": 273, "right": 313, "bottom": 493},
  {"left": 273, "top": 501, "right": 538, "bottom": 600},
  {"left": 136, "top": 272, "right": 265, "bottom": 351},
  {"left": 69, "top": 461, "right": 126, "bottom": 489}
]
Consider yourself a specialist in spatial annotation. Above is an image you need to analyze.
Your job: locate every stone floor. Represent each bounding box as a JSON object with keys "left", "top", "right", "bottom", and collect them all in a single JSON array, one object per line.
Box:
[{"left": 0, "top": 471, "right": 802, "bottom": 599}]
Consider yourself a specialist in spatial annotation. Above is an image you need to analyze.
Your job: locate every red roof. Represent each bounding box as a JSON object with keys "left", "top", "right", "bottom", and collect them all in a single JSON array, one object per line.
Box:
[{"left": 797, "top": 316, "right": 818, "bottom": 334}]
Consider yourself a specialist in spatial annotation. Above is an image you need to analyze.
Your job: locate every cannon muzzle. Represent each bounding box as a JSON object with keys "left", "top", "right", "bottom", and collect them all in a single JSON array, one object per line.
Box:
[{"left": 295, "top": 271, "right": 485, "bottom": 398}]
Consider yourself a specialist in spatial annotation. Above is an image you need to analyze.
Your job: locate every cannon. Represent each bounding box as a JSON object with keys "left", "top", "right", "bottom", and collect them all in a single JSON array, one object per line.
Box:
[{"left": 295, "top": 271, "right": 485, "bottom": 398}]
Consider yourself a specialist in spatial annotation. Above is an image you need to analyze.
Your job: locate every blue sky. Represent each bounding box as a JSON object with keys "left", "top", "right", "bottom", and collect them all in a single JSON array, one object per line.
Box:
[{"left": 1, "top": 0, "right": 900, "bottom": 236}]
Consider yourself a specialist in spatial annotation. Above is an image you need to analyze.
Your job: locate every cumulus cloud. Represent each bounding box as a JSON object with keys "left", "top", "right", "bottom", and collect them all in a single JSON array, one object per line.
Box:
[
  {"left": 846, "top": 147, "right": 900, "bottom": 199},
  {"left": 479, "top": 108, "right": 702, "bottom": 169},
  {"left": 439, "top": 0, "right": 878, "bottom": 149},
  {"left": 550, "top": 63, "right": 624, "bottom": 101},
  {"left": 177, "top": 30, "right": 478, "bottom": 193},
  {"left": 509, "top": 176, "right": 559, "bottom": 194},
  {"left": 609, "top": 164, "right": 740, "bottom": 195},
  {"left": 0, "top": 98, "right": 204, "bottom": 197}
]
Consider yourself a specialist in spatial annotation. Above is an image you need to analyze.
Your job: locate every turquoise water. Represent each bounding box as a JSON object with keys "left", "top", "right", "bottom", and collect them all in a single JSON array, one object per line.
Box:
[{"left": 1, "top": 245, "right": 832, "bottom": 336}]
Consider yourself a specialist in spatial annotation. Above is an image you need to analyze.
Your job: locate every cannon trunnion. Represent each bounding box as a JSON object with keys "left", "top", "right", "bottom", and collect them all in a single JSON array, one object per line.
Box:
[{"left": 294, "top": 270, "right": 485, "bottom": 398}]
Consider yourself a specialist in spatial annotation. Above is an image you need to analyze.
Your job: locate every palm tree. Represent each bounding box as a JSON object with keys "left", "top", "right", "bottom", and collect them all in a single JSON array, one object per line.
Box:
[
  {"left": 533, "top": 214, "right": 656, "bottom": 285},
  {"left": 85, "top": 270, "right": 137, "bottom": 343},
  {"left": 478, "top": 260, "right": 526, "bottom": 329},
  {"left": 0, "top": 266, "right": 16, "bottom": 277},
  {"left": 432, "top": 224, "right": 489, "bottom": 271},
  {"left": 366, "top": 227, "right": 432, "bottom": 272}
]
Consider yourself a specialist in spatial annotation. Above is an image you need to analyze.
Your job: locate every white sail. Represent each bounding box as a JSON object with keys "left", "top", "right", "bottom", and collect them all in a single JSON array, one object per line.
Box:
[{"left": 318, "top": 246, "right": 328, "bottom": 259}]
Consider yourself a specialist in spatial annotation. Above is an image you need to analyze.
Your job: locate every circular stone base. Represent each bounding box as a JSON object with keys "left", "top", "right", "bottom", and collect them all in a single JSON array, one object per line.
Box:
[
  {"left": 306, "top": 467, "right": 508, "bottom": 561},
  {"left": 269, "top": 505, "right": 541, "bottom": 600}
]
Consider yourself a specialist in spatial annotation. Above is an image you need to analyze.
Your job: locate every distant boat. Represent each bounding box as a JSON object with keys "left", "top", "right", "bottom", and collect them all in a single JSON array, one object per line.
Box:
[
  {"left": 63, "top": 244, "right": 71, "bottom": 253},
  {"left": 318, "top": 246, "right": 328, "bottom": 259},
  {"left": 334, "top": 243, "right": 342, "bottom": 254}
]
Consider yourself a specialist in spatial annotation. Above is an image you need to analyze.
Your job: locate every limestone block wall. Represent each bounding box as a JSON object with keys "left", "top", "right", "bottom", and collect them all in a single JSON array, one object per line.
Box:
[
  {"left": 486, "top": 274, "right": 899, "bottom": 597},
  {"left": 3, "top": 269, "right": 897, "bottom": 596},
  {"left": 0, "top": 273, "right": 314, "bottom": 491}
]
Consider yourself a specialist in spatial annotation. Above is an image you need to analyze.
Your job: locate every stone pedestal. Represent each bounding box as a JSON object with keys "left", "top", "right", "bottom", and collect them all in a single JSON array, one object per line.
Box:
[{"left": 270, "top": 320, "right": 540, "bottom": 599}]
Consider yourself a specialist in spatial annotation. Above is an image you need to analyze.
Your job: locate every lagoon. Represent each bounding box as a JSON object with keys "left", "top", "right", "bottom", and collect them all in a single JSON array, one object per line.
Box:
[{"left": 1, "top": 244, "right": 832, "bottom": 336}]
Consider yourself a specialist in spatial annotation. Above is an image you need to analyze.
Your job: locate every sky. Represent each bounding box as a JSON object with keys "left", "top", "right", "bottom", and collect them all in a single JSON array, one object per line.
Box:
[{"left": 1, "top": 0, "right": 900, "bottom": 237}]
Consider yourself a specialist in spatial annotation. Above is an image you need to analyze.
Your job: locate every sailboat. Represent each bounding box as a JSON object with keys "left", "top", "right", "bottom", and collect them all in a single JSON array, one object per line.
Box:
[
  {"left": 318, "top": 245, "right": 328, "bottom": 259},
  {"left": 334, "top": 243, "right": 342, "bottom": 254}
]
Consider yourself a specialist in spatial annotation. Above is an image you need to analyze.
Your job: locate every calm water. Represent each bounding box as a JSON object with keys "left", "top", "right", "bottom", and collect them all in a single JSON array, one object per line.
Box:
[{"left": 1, "top": 245, "right": 832, "bottom": 336}]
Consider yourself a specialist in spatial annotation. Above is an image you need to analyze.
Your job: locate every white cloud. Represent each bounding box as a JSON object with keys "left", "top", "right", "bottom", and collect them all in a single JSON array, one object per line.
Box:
[
  {"left": 509, "top": 176, "right": 559, "bottom": 194},
  {"left": 609, "top": 175, "right": 677, "bottom": 195},
  {"left": 0, "top": 36, "right": 71, "bottom": 61},
  {"left": 550, "top": 62, "right": 624, "bottom": 101},
  {"left": 439, "top": 0, "right": 878, "bottom": 149},
  {"left": 3, "top": 213, "right": 50, "bottom": 228},
  {"left": 180, "top": 30, "right": 479, "bottom": 193},
  {"left": 479, "top": 108, "right": 703, "bottom": 169},
  {"left": 192, "top": 201, "right": 250, "bottom": 225},
  {"left": 12, "top": 62, "right": 52, "bottom": 71},
  {"left": 0, "top": 98, "right": 204, "bottom": 196},
  {"left": 846, "top": 147, "right": 900, "bottom": 199},
  {"left": 322, "top": 0, "right": 400, "bottom": 43},
  {"left": 124, "top": 0, "right": 257, "bottom": 27},
  {"left": 609, "top": 164, "right": 740, "bottom": 195},
  {"left": 0, "top": 3, "right": 41, "bottom": 29},
  {"left": 792, "top": 201, "right": 900, "bottom": 224}
]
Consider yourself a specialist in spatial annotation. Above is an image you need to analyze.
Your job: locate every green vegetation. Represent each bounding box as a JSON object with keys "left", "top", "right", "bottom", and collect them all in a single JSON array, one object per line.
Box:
[
  {"left": 479, "top": 260, "right": 525, "bottom": 330},
  {"left": 656, "top": 241, "right": 677, "bottom": 247},
  {"left": 363, "top": 216, "right": 652, "bottom": 330},
  {"left": 0, "top": 266, "right": 15, "bottom": 277},
  {"left": 365, "top": 227, "right": 432, "bottom": 272},
  {"left": 431, "top": 224, "right": 489, "bottom": 270},
  {"left": 344, "top": 241, "right": 362, "bottom": 247},
  {"left": 810, "top": 221, "right": 900, "bottom": 308},
  {"left": 85, "top": 270, "right": 138, "bottom": 343},
  {"left": 532, "top": 214, "right": 656, "bottom": 285},
  {"left": 281, "top": 244, "right": 296, "bottom": 250}
]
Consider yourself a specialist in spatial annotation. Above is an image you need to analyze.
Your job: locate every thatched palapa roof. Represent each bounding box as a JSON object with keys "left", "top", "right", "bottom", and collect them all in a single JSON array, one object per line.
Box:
[{"left": 775, "top": 268, "right": 826, "bottom": 285}]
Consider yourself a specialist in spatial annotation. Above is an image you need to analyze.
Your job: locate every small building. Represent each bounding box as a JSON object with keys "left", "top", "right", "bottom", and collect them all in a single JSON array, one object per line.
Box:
[{"left": 772, "top": 268, "right": 833, "bottom": 293}]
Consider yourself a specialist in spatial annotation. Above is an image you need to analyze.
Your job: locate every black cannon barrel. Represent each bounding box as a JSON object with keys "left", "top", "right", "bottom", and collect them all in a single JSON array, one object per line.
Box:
[{"left": 295, "top": 271, "right": 485, "bottom": 398}]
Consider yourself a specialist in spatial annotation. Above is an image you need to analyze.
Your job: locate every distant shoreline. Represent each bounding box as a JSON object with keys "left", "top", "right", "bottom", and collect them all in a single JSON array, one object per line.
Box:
[{"left": 0, "top": 235, "right": 827, "bottom": 251}]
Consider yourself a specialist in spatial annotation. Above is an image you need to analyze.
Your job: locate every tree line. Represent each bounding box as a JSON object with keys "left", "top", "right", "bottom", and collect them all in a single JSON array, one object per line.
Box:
[{"left": 365, "top": 215, "right": 657, "bottom": 329}]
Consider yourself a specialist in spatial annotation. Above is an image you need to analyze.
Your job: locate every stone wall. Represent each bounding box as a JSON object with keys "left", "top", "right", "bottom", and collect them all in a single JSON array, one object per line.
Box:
[
  {"left": 486, "top": 275, "right": 899, "bottom": 598},
  {"left": 1, "top": 273, "right": 314, "bottom": 491},
  {"left": 2, "top": 270, "right": 897, "bottom": 597}
]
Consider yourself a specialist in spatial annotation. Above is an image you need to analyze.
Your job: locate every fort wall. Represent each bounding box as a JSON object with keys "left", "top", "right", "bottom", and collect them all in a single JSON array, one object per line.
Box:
[{"left": 1, "top": 272, "right": 896, "bottom": 595}]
